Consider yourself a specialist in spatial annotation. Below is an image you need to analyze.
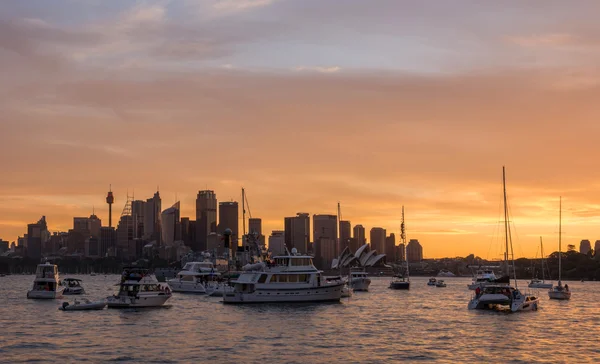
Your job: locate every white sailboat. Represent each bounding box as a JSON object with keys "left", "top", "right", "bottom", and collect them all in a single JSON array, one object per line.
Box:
[
  {"left": 528, "top": 237, "right": 553, "bottom": 289},
  {"left": 548, "top": 197, "right": 571, "bottom": 300},
  {"left": 468, "top": 167, "right": 540, "bottom": 312}
]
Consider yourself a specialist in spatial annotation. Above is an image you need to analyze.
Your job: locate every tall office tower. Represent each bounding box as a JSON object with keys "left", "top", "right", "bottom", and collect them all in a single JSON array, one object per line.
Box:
[
  {"left": 284, "top": 213, "right": 310, "bottom": 253},
  {"left": 353, "top": 225, "right": 366, "bottom": 246},
  {"left": 406, "top": 239, "right": 423, "bottom": 262},
  {"left": 27, "top": 216, "right": 49, "bottom": 259},
  {"left": 248, "top": 218, "right": 265, "bottom": 249},
  {"left": 196, "top": 190, "right": 217, "bottom": 252},
  {"left": 385, "top": 233, "right": 396, "bottom": 262},
  {"left": 313, "top": 214, "right": 338, "bottom": 269},
  {"left": 161, "top": 202, "right": 181, "bottom": 246},
  {"left": 218, "top": 201, "right": 239, "bottom": 250},
  {"left": 580, "top": 239, "right": 592, "bottom": 255},
  {"left": 131, "top": 200, "right": 146, "bottom": 239},
  {"left": 339, "top": 220, "right": 351, "bottom": 251},
  {"left": 268, "top": 230, "right": 286, "bottom": 256},
  {"left": 143, "top": 191, "right": 162, "bottom": 244},
  {"left": 106, "top": 186, "right": 114, "bottom": 228},
  {"left": 99, "top": 227, "right": 116, "bottom": 257},
  {"left": 370, "top": 227, "right": 386, "bottom": 254}
]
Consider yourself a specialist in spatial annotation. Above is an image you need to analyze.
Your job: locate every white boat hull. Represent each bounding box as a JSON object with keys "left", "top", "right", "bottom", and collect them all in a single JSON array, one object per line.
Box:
[
  {"left": 167, "top": 279, "right": 207, "bottom": 294},
  {"left": 223, "top": 284, "right": 343, "bottom": 304},
  {"left": 469, "top": 294, "right": 539, "bottom": 312},
  {"left": 60, "top": 301, "right": 106, "bottom": 311},
  {"left": 350, "top": 278, "right": 371, "bottom": 291},
  {"left": 63, "top": 287, "right": 85, "bottom": 295},
  {"left": 528, "top": 282, "right": 553, "bottom": 289},
  {"left": 205, "top": 283, "right": 234, "bottom": 297},
  {"left": 107, "top": 293, "right": 171, "bottom": 308},
  {"left": 27, "top": 287, "right": 64, "bottom": 299}
]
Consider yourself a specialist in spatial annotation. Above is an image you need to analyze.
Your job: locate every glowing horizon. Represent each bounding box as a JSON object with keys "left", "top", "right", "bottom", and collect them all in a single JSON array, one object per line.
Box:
[{"left": 2, "top": 1, "right": 600, "bottom": 258}]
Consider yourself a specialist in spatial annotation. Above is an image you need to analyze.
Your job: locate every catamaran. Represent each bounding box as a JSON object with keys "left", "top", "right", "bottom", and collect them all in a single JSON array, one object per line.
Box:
[
  {"left": 548, "top": 197, "right": 571, "bottom": 300},
  {"left": 468, "top": 167, "right": 539, "bottom": 312},
  {"left": 528, "top": 237, "right": 553, "bottom": 289}
]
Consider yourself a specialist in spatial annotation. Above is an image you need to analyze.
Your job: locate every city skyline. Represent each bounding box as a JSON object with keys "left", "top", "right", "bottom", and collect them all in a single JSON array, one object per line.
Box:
[{"left": 2, "top": 1, "right": 600, "bottom": 259}]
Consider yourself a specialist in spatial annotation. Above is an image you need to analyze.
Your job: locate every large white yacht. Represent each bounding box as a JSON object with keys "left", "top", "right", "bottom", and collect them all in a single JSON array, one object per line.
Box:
[
  {"left": 349, "top": 269, "right": 371, "bottom": 291},
  {"left": 167, "top": 261, "right": 221, "bottom": 294},
  {"left": 223, "top": 249, "right": 344, "bottom": 304},
  {"left": 107, "top": 267, "right": 171, "bottom": 308},
  {"left": 467, "top": 267, "right": 510, "bottom": 290},
  {"left": 27, "top": 262, "right": 65, "bottom": 299}
]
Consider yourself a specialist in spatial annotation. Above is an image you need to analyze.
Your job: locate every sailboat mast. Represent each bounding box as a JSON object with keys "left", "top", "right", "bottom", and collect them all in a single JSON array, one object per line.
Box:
[
  {"left": 502, "top": 166, "right": 510, "bottom": 276},
  {"left": 401, "top": 206, "right": 409, "bottom": 281},
  {"left": 242, "top": 188, "right": 246, "bottom": 249},
  {"left": 540, "top": 236, "right": 545, "bottom": 282},
  {"left": 558, "top": 196, "right": 562, "bottom": 285}
]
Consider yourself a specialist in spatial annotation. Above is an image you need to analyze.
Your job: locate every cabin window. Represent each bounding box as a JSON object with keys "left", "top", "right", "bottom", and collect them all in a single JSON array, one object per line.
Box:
[
  {"left": 288, "top": 275, "right": 298, "bottom": 283},
  {"left": 278, "top": 275, "right": 288, "bottom": 283},
  {"left": 258, "top": 274, "right": 268, "bottom": 283},
  {"left": 270, "top": 275, "right": 277, "bottom": 283}
]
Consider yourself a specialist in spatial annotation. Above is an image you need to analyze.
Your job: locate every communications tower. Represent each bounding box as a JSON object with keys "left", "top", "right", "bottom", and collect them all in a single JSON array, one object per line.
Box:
[{"left": 106, "top": 185, "right": 114, "bottom": 227}]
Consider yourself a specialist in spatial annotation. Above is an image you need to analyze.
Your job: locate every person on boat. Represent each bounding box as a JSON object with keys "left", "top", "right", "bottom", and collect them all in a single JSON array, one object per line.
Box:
[
  {"left": 475, "top": 287, "right": 481, "bottom": 297},
  {"left": 564, "top": 284, "right": 569, "bottom": 291}
]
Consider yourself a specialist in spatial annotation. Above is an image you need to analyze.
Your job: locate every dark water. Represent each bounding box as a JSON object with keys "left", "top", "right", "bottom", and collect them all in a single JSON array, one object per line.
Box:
[{"left": 0, "top": 275, "right": 597, "bottom": 363}]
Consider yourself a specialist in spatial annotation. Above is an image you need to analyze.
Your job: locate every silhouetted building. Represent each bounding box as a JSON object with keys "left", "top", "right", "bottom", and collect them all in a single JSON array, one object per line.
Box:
[
  {"left": 595, "top": 240, "right": 600, "bottom": 256},
  {"left": 46, "top": 232, "right": 68, "bottom": 255},
  {"left": 143, "top": 191, "right": 162, "bottom": 244},
  {"left": 339, "top": 220, "right": 351, "bottom": 251},
  {"left": 180, "top": 217, "right": 195, "bottom": 247},
  {"left": 406, "top": 239, "right": 423, "bottom": 262},
  {"left": 0, "top": 239, "right": 8, "bottom": 254},
  {"left": 269, "top": 230, "right": 286, "bottom": 256},
  {"left": 85, "top": 237, "right": 100, "bottom": 258},
  {"left": 27, "top": 216, "right": 49, "bottom": 259},
  {"left": 248, "top": 217, "right": 265, "bottom": 248},
  {"left": 385, "top": 233, "right": 396, "bottom": 262},
  {"left": 370, "top": 227, "right": 386, "bottom": 254},
  {"left": 100, "top": 227, "right": 116, "bottom": 257},
  {"left": 67, "top": 229, "right": 86, "bottom": 255},
  {"left": 348, "top": 237, "right": 360, "bottom": 253},
  {"left": 131, "top": 200, "right": 146, "bottom": 239},
  {"left": 116, "top": 215, "right": 134, "bottom": 259},
  {"left": 353, "top": 225, "right": 366, "bottom": 245},
  {"left": 284, "top": 213, "right": 310, "bottom": 253},
  {"left": 196, "top": 190, "right": 217, "bottom": 252},
  {"left": 161, "top": 202, "right": 181, "bottom": 246},
  {"left": 218, "top": 201, "right": 239, "bottom": 250},
  {"left": 396, "top": 243, "right": 405, "bottom": 262},
  {"left": 580, "top": 239, "right": 591, "bottom": 255},
  {"left": 73, "top": 214, "right": 101, "bottom": 239},
  {"left": 313, "top": 214, "right": 337, "bottom": 268}
]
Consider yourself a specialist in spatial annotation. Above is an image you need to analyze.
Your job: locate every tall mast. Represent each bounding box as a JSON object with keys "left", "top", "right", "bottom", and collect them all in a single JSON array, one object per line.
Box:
[
  {"left": 502, "top": 166, "right": 510, "bottom": 276},
  {"left": 558, "top": 196, "right": 562, "bottom": 285},
  {"left": 242, "top": 187, "right": 246, "bottom": 243},
  {"left": 401, "top": 206, "right": 409, "bottom": 281},
  {"left": 540, "top": 236, "right": 545, "bottom": 282}
]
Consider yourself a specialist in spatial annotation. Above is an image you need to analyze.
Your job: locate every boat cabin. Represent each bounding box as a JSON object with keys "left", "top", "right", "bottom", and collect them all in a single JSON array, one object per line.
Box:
[
  {"left": 64, "top": 278, "right": 83, "bottom": 288},
  {"left": 36, "top": 263, "right": 58, "bottom": 280}
]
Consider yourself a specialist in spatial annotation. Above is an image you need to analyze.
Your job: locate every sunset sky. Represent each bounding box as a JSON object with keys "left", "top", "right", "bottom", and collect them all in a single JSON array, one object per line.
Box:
[{"left": 2, "top": 0, "right": 600, "bottom": 259}]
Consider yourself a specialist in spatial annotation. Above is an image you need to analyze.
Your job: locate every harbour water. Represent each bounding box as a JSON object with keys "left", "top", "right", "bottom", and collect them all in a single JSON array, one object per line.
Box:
[{"left": 1, "top": 275, "right": 597, "bottom": 363}]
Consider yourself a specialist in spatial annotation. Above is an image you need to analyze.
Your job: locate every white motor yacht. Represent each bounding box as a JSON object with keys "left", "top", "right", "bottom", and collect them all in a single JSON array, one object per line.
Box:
[
  {"left": 27, "top": 262, "right": 65, "bottom": 299},
  {"left": 529, "top": 278, "right": 553, "bottom": 289},
  {"left": 469, "top": 285, "right": 539, "bottom": 312},
  {"left": 62, "top": 278, "right": 86, "bottom": 295},
  {"left": 467, "top": 267, "right": 510, "bottom": 290},
  {"left": 349, "top": 269, "right": 371, "bottom": 291},
  {"left": 223, "top": 249, "right": 344, "bottom": 304},
  {"left": 435, "top": 280, "right": 447, "bottom": 287},
  {"left": 427, "top": 278, "right": 437, "bottom": 286},
  {"left": 107, "top": 267, "right": 171, "bottom": 308},
  {"left": 167, "top": 261, "right": 221, "bottom": 294}
]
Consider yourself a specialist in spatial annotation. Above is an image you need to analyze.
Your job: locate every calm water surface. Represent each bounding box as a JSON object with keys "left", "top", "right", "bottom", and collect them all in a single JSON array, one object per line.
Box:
[{"left": 0, "top": 275, "right": 597, "bottom": 363}]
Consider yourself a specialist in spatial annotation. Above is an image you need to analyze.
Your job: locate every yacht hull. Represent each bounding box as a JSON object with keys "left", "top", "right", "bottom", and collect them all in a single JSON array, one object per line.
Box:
[
  {"left": 27, "top": 287, "right": 64, "bottom": 299},
  {"left": 528, "top": 282, "right": 553, "bottom": 289},
  {"left": 63, "top": 287, "right": 85, "bottom": 295},
  {"left": 107, "top": 294, "right": 171, "bottom": 308},
  {"left": 469, "top": 294, "right": 539, "bottom": 312},
  {"left": 223, "top": 284, "right": 343, "bottom": 304},
  {"left": 350, "top": 278, "right": 371, "bottom": 291},
  {"left": 167, "top": 280, "right": 207, "bottom": 294}
]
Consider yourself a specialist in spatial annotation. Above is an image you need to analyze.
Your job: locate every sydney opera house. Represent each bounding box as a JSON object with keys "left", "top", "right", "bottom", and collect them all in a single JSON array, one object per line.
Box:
[{"left": 331, "top": 244, "right": 386, "bottom": 269}]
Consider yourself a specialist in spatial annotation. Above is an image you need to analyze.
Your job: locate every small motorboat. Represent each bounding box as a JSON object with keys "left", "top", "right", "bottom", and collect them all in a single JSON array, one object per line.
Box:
[
  {"left": 63, "top": 278, "right": 86, "bottom": 295},
  {"left": 59, "top": 298, "right": 106, "bottom": 311},
  {"left": 341, "top": 284, "right": 353, "bottom": 298},
  {"left": 435, "top": 280, "right": 447, "bottom": 287},
  {"left": 427, "top": 278, "right": 437, "bottom": 286}
]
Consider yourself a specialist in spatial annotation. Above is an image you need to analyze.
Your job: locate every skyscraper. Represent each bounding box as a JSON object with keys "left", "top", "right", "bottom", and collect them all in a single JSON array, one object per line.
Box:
[
  {"left": 385, "top": 233, "right": 396, "bottom": 262},
  {"left": 353, "top": 225, "right": 366, "bottom": 246},
  {"left": 131, "top": 200, "right": 146, "bottom": 239},
  {"left": 580, "top": 239, "right": 591, "bottom": 255},
  {"left": 313, "top": 214, "right": 338, "bottom": 269},
  {"left": 248, "top": 218, "right": 265, "bottom": 249},
  {"left": 339, "top": 220, "right": 351, "bottom": 251},
  {"left": 27, "top": 216, "right": 49, "bottom": 259},
  {"left": 268, "top": 230, "right": 286, "bottom": 256},
  {"left": 143, "top": 191, "right": 162, "bottom": 244},
  {"left": 406, "top": 239, "right": 423, "bottom": 262},
  {"left": 196, "top": 190, "right": 217, "bottom": 252},
  {"left": 161, "top": 202, "right": 181, "bottom": 246},
  {"left": 218, "top": 201, "right": 239, "bottom": 250},
  {"left": 370, "top": 227, "right": 386, "bottom": 254},
  {"left": 595, "top": 240, "right": 600, "bottom": 256},
  {"left": 99, "top": 226, "right": 116, "bottom": 257},
  {"left": 284, "top": 213, "right": 310, "bottom": 253}
]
